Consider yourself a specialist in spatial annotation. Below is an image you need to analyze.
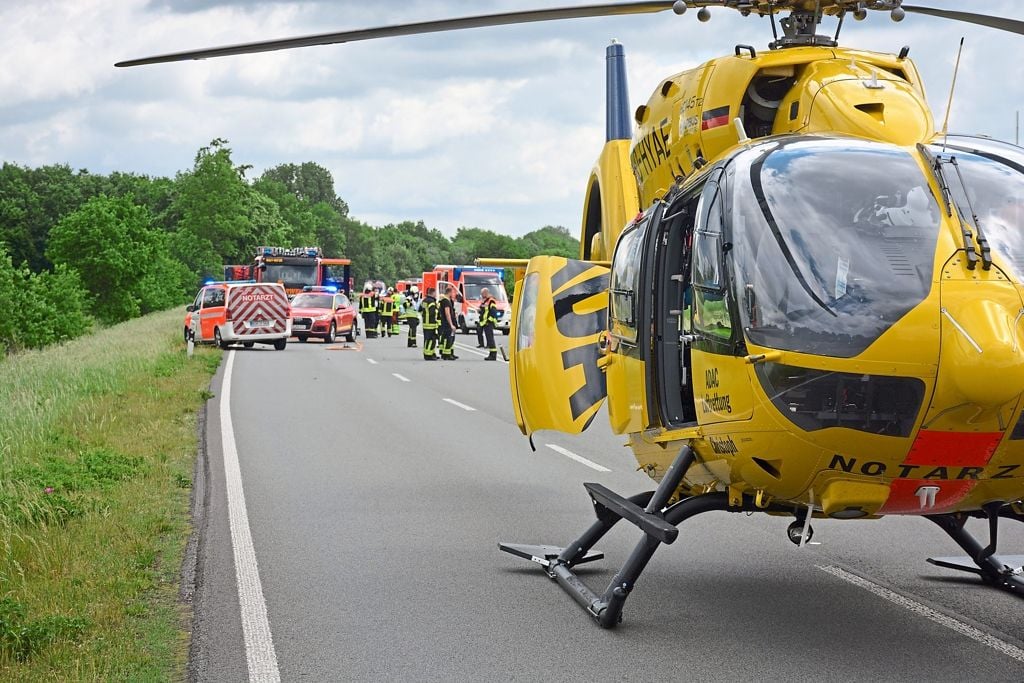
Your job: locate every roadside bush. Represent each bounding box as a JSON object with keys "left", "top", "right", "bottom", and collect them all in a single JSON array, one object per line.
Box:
[{"left": 0, "top": 247, "right": 93, "bottom": 353}]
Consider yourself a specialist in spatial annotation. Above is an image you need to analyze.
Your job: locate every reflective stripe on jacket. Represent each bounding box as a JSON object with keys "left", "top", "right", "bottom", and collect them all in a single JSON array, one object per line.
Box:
[{"left": 420, "top": 298, "right": 439, "bottom": 329}]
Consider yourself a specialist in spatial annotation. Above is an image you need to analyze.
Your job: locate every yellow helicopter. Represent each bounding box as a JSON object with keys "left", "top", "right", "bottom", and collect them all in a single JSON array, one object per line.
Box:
[{"left": 118, "top": 1, "right": 1024, "bottom": 628}]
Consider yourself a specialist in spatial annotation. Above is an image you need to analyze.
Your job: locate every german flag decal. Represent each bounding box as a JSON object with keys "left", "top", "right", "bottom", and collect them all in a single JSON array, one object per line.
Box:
[{"left": 701, "top": 105, "right": 730, "bottom": 131}]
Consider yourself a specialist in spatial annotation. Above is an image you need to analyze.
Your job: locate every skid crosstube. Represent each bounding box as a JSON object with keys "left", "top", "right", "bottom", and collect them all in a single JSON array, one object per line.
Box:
[
  {"left": 926, "top": 505, "right": 1024, "bottom": 594},
  {"left": 499, "top": 445, "right": 791, "bottom": 628}
]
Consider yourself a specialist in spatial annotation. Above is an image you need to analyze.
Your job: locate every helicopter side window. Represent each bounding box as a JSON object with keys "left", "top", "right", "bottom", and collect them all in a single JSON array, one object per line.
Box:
[
  {"left": 928, "top": 143, "right": 1024, "bottom": 282},
  {"left": 692, "top": 185, "right": 733, "bottom": 343},
  {"left": 609, "top": 219, "right": 648, "bottom": 344}
]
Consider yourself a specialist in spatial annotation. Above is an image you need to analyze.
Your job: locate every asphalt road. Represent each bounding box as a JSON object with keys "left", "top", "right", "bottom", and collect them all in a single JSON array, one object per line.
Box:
[{"left": 189, "top": 331, "right": 1024, "bottom": 682}]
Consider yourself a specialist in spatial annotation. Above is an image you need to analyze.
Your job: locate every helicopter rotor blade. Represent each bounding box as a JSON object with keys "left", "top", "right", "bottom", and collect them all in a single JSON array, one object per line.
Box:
[
  {"left": 902, "top": 5, "right": 1024, "bottom": 37},
  {"left": 115, "top": 1, "right": 687, "bottom": 67}
]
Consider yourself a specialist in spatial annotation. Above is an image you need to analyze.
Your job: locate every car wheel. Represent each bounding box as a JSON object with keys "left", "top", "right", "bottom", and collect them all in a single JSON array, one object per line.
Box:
[
  {"left": 273, "top": 338, "right": 287, "bottom": 351},
  {"left": 459, "top": 315, "right": 468, "bottom": 335},
  {"left": 297, "top": 334, "right": 308, "bottom": 343},
  {"left": 214, "top": 327, "right": 228, "bottom": 350},
  {"left": 326, "top": 322, "right": 336, "bottom": 343},
  {"left": 502, "top": 329, "right": 510, "bottom": 336},
  {"left": 344, "top": 323, "right": 355, "bottom": 342}
]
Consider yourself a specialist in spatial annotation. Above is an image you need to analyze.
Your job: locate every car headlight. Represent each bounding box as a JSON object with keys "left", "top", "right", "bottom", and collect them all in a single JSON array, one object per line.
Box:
[{"left": 314, "top": 313, "right": 332, "bottom": 321}]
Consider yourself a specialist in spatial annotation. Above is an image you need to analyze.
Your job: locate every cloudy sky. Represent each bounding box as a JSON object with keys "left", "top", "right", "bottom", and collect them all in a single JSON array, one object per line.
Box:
[{"left": 2, "top": 1, "right": 1022, "bottom": 237}]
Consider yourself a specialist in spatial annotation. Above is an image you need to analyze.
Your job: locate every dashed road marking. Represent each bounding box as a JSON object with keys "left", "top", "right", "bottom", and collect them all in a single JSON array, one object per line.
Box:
[
  {"left": 818, "top": 564, "right": 1024, "bottom": 664},
  {"left": 443, "top": 398, "right": 476, "bottom": 411},
  {"left": 393, "top": 373, "right": 410, "bottom": 382},
  {"left": 367, "top": 358, "right": 378, "bottom": 365},
  {"left": 221, "top": 352, "right": 281, "bottom": 682},
  {"left": 545, "top": 444, "right": 611, "bottom": 472}
]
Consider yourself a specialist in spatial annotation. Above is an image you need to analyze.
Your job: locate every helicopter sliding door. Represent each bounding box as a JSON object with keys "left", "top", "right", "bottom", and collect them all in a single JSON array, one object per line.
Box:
[{"left": 650, "top": 185, "right": 704, "bottom": 429}]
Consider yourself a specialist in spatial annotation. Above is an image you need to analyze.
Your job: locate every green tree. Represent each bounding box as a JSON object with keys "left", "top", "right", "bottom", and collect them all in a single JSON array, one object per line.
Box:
[
  {"left": 0, "top": 246, "right": 92, "bottom": 353},
  {"left": 518, "top": 225, "right": 579, "bottom": 258},
  {"left": 47, "top": 194, "right": 162, "bottom": 324},
  {"left": 449, "top": 227, "right": 525, "bottom": 265},
  {"left": 171, "top": 139, "right": 252, "bottom": 267},
  {"left": 259, "top": 162, "right": 349, "bottom": 217}
]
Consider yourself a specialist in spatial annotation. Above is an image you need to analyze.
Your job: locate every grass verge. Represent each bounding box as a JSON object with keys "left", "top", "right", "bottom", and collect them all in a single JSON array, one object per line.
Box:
[{"left": 0, "top": 308, "right": 220, "bottom": 681}]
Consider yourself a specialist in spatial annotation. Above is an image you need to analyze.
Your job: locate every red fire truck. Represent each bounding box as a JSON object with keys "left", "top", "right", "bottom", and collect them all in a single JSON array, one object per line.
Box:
[{"left": 252, "top": 246, "right": 352, "bottom": 296}]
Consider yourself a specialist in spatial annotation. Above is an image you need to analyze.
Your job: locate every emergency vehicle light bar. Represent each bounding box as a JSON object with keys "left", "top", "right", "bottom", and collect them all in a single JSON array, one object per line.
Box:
[{"left": 258, "top": 246, "right": 322, "bottom": 257}]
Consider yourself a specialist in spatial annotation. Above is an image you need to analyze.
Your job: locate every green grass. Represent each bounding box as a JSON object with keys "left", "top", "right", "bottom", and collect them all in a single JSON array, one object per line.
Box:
[{"left": 0, "top": 308, "right": 220, "bottom": 681}]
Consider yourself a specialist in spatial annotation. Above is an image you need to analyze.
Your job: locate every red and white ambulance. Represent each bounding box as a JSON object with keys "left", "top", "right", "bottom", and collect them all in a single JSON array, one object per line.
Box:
[{"left": 184, "top": 281, "right": 291, "bottom": 350}]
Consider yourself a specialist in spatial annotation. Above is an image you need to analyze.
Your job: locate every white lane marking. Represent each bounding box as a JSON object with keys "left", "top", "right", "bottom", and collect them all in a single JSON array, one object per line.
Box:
[
  {"left": 818, "top": 564, "right": 1024, "bottom": 664},
  {"left": 392, "top": 373, "right": 410, "bottom": 382},
  {"left": 443, "top": 398, "right": 476, "bottom": 411},
  {"left": 454, "top": 341, "right": 509, "bottom": 362},
  {"left": 454, "top": 342, "right": 486, "bottom": 357},
  {"left": 367, "top": 358, "right": 378, "bottom": 365},
  {"left": 220, "top": 352, "right": 281, "bottom": 682},
  {"left": 545, "top": 444, "right": 611, "bottom": 473}
]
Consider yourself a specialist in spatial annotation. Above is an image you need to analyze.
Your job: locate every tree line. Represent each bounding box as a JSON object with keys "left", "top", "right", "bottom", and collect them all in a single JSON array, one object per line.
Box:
[{"left": 0, "top": 138, "right": 579, "bottom": 353}]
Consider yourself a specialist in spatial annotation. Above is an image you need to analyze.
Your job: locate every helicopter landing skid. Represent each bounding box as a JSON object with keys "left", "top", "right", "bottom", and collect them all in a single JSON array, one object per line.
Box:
[
  {"left": 926, "top": 506, "right": 1024, "bottom": 594},
  {"left": 500, "top": 445, "right": 790, "bottom": 628}
]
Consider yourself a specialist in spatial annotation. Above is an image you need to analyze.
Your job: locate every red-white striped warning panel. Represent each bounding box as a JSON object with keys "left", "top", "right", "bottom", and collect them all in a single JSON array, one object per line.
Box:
[{"left": 228, "top": 285, "right": 289, "bottom": 336}]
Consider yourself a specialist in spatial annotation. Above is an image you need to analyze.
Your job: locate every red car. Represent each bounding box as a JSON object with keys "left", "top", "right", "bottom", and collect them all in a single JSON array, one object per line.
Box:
[{"left": 289, "top": 289, "right": 359, "bottom": 343}]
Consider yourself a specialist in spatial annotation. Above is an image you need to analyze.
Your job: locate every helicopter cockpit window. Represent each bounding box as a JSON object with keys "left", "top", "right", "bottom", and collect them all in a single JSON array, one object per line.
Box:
[
  {"left": 610, "top": 219, "right": 647, "bottom": 343},
  {"left": 730, "top": 138, "right": 940, "bottom": 358},
  {"left": 927, "top": 143, "right": 1024, "bottom": 282}
]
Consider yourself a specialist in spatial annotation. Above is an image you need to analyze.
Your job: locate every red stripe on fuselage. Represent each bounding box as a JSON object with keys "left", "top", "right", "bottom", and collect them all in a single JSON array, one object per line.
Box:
[
  {"left": 877, "top": 477, "right": 975, "bottom": 515},
  {"left": 905, "top": 430, "right": 1002, "bottom": 468}
]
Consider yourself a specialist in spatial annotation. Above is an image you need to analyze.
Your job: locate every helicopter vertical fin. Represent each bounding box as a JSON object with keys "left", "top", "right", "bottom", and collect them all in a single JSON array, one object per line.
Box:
[{"left": 509, "top": 257, "right": 609, "bottom": 437}]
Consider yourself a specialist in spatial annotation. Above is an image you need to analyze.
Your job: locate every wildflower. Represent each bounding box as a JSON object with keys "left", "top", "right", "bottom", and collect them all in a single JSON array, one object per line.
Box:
[{"left": 44, "top": 487, "right": 54, "bottom": 494}]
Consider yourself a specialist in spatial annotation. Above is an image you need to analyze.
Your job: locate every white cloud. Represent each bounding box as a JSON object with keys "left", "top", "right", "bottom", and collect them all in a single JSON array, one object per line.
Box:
[{"left": 2, "top": 0, "right": 1023, "bottom": 236}]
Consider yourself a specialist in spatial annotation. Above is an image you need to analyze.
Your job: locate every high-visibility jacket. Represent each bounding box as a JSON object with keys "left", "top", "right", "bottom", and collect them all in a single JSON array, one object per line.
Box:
[
  {"left": 359, "top": 293, "right": 375, "bottom": 313},
  {"left": 379, "top": 296, "right": 394, "bottom": 316},
  {"left": 480, "top": 297, "right": 498, "bottom": 327},
  {"left": 400, "top": 299, "right": 419, "bottom": 319},
  {"left": 420, "top": 297, "right": 439, "bottom": 329}
]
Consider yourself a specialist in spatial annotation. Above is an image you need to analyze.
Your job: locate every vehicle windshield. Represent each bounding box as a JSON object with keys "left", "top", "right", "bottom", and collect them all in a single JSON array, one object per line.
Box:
[
  {"left": 464, "top": 274, "right": 507, "bottom": 301},
  {"left": 729, "top": 138, "right": 940, "bottom": 357},
  {"left": 927, "top": 142, "right": 1024, "bottom": 281},
  {"left": 290, "top": 294, "right": 333, "bottom": 309},
  {"left": 263, "top": 264, "right": 318, "bottom": 287}
]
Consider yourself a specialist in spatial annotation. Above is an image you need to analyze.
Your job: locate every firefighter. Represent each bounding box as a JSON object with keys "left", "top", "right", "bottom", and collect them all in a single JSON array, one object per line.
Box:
[
  {"left": 475, "top": 300, "right": 486, "bottom": 348},
  {"left": 401, "top": 293, "right": 419, "bottom": 347},
  {"left": 388, "top": 287, "right": 402, "bottom": 336},
  {"left": 378, "top": 289, "right": 394, "bottom": 337},
  {"left": 480, "top": 287, "right": 499, "bottom": 361},
  {"left": 371, "top": 288, "right": 382, "bottom": 336},
  {"left": 359, "top": 286, "right": 378, "bottom": 339},
  {"left": 438, "top": 284, "right": 458, "bottom": 360},
  {"left": 420, "top": 287, "right": 439, "bottom": 360}
]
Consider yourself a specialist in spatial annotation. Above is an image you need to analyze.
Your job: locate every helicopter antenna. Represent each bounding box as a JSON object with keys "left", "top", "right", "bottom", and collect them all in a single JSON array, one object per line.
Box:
[
  {"left": 940, "top": 37, "right": 965, "bottom": 151},
  {"left": 833, "top": 9, "right": 845, "bottom": 43},
  {"left": 768, "top": 4, "right": 779, "bottom": 45}
]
